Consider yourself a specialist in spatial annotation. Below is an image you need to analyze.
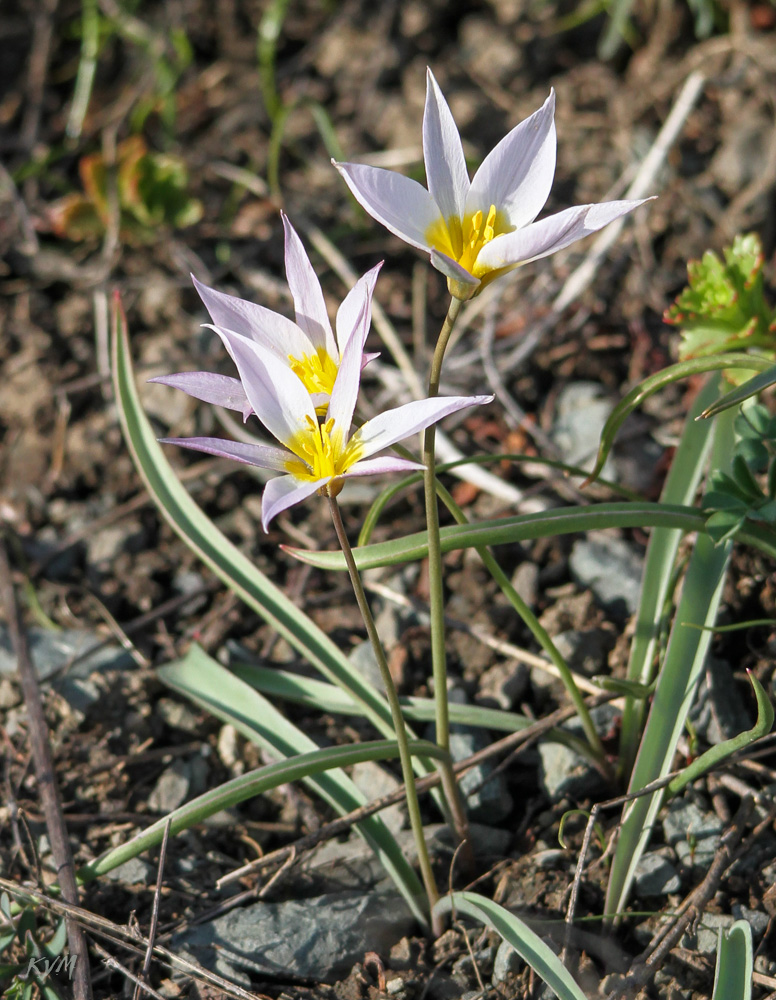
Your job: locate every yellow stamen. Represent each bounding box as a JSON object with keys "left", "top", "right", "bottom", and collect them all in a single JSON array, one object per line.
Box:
[
  {"left": 285, "top": 415, "right": 363, "bottom": 488},
  {"left": 425, "top": 203, "right": 506, "bottom": 278},
  {"left": 288, "top": 348, "right": 338, "bottom": 399}
]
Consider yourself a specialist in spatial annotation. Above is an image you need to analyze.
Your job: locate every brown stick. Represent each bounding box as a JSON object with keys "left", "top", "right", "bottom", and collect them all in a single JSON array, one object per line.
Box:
[{"left": 0, "top": 537, "right": 93, "bottom": 1000}]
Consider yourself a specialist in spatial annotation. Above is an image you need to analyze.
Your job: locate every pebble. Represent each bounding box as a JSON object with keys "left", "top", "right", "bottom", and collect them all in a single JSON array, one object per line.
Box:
[
  {"left": 476, "top": 659, "right": 528, "bottom": 710},
  {"left": 492, "top": 939, "right": 522, "bottom": 984},
  {"left": 662, "top": 798, "right": 723, "bottom": 868},
  {"left": 351, "top": 760, "right": 406, "bottom": 835},
  {"left": 551, "top": 382, "right": 616, "bottom": 478},
  {"left": 689, "top": 656, "right": 752, "bottom": 744},
  {"left": 569, "top": 533, "right": 644, "bottom": 619},
  {"left": 633, "top": 850, "right": 681, "bottom": 896},
  {"left": 149, "top": 760, "right": 193, "bottom": 813}
]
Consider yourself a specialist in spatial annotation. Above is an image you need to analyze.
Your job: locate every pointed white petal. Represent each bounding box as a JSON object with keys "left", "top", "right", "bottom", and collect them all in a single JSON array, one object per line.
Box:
[
  {"left": 334, "top": 161, "right": 443, "bottom": 252},
  {"left": 476, "top": 198, "right": 652, "bottom": 272},
  {"left": 342, "top": 456, "right": 425, "bottom": 478},
  {"left": 149, "top": 372, "right": 253, "bottom": 420},
  {"left": 429, "top": 248, "right": 480, "bottom": 287},
  {"left": 353, "top": 394, "right": 493, "bottom": 459},
  {"left": 326, "top": 319, "right": 364, "bottom": 445},
  {"left": 361, "top": 351, "right": 380, "bottom": 368},
  {"left": 336, "top": 261, "right": 382, "bottom": 356},
  {"left": 467, "top": 90, "right": 556, "bottom": 230},
  {"left": 158, "top": 436, "right": 290, "bottom": 471},
  {"left": 193, "top": 275, "right": 312, "bottom": 360},
  {"left": 261, "top": 474, "right": 327, "bottom": 531},
  {"left": 212, "top": 327, "right": 317, "bottom": 448},
  {"left": 423, "top": 68, "right": 469, "bottom": 225},
  {"left": 281, "top": 213, "right": 337, "bottom": 357}
]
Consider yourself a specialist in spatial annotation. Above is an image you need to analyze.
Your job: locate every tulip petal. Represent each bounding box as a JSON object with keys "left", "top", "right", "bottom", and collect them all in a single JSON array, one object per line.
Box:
[
  {"left": 429, "top": 248, "right": 481, "bottom": 287},
  {"left": 261, "top": 474, "right": 327, "bottom": 531},
  {"left": 193, "top": 275, "right": 312, "bottom": 361},
  {"left": 336, "top": 261, "right": 382, "bottom": 356},
  {"left": 281, "top": 213, "right": 337, "bottom": 358},
  {"left": 467, "top": 90, "right": 556, "bottom": 231},
  {"left": 423, "top": 68, "right": 469, "bottom": 225},
  {"left": 353, "top": 394, "right": 494, "bottom": 459},
  {"left": 342, "top": 456, "right": 425, "bottom": 478},
  {"left": 149, "top": 372, "right": 253, "bottom": 421},
  {"left": 476, "top": 198, "right": 652, "bottom": 272},
  {"left": 326, "top": 317, "right": 364, "bottom": 445},
  {"left": 158, "top": 435, "right": 290, "bottom": 471},
  {"left": 334, "top": 161, "right": 443, "bottom": 253},
  {"left": 212, "top": 327, "right": 317, "bottom": 448}
]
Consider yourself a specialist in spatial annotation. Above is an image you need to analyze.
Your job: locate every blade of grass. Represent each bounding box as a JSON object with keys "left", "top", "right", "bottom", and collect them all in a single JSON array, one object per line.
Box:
[
  {"left": 285, "top": 502, "right": 776, "bottom": 571},
  {"left": 157, "top": 644, "right": 429, "bottom": 926},
  {"left": 712, "top": 919, "right": 753, "bottom": 1000},
  {"left": 618, "top": 376, "right": 720, "bottom": 779},
  {"left": 78, "top": 730, "right": 446, "bottom": 884},
  {"left": 700, "top": 363, "right": 776, "bottom": 418},
  {"left": 604, "top": 406, "right": 736, "bottom": 921},
  {"left": 433, "top": 892, "right": 588, "bottom": 1000}
]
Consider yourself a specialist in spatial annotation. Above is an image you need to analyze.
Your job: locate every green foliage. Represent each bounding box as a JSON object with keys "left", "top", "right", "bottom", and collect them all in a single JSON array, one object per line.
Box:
[
  {"left": 48, "top": 136, "right": 202, "bottom": 244},
  {"left": 704, "top": 404, "right": 776, "bottom": 543},
  {"left": 665, "top": 234, "right": 776, "bottom": 376},
  {"left": 0, "top": 893, "right": 68, "bottom": 1000}
]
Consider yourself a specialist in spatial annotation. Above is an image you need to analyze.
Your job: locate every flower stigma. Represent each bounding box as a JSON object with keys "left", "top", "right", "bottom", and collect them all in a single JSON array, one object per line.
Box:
[{"left": 285, "top": 415, "right": 363, "bottom": 494}]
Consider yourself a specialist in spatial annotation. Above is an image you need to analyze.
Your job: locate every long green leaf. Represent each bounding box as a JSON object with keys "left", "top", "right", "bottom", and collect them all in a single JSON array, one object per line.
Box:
[
  {"left": 618, "top": 376, "right": 719, "bottom": 778},
  {"left": 157, "top": 644, "right": 428, "bottom": 925},
  {"left": 78, "top": 730, "right": 445, "bottom": 884},
  {"left": 584, "top": 353, "right": 772, "bottom": 486},
  {"left": 605, "top": 407, "right": 736, "bottom": 920},
  {"left": 712, "top": 920, "right": 753, "bottom": 1000},
  {"left": 700, "top": 363, "right": 776, "bottom": 418},
  {"left": 109, "top": 293, "right": 433, "bottom": 781},
  {"left": 285, "top": 502, "right": 776, "bottom": 571},
  {"left": 433, "top": 892, "right": 588, "bottom": 1000}
]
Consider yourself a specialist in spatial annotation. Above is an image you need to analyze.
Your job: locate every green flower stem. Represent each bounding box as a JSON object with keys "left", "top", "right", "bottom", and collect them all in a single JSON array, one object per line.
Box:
[
  {"left": 433, "top": 479, "right": 609, "bottom": 775},
  {"left": 423, "top": 296, "right": 464, "bottom": 755},
  {"left": 327, "top": 493, "right": 441, "bottom": 931}
]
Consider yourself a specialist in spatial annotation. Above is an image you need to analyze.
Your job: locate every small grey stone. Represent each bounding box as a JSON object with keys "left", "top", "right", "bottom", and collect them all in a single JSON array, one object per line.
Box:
[
  {"left": 351, "top": 760, "right": 406, "bottom": 835},
  {"left": 492, "top": 939, "right": 522, "bottom": 984},
  {"left": 386, "top": 977, "right": 406, "bottom": 996},
  {"left": 449, "top": 729, "right": 513, "bottom": 823},
  {"left": 553, "top": 629, "right": 609, "bottom": 676},
  {"left": 0, "top": 677, "right": 19, "bottom": 709},
  {"left": 634, "top": 851, "right": 681, "bottom": 896},
  {"left": 0, "top": 626, "right": 132, "bottom": 682},
  {"left": 172, "top": 880, "right": 415, "bottom": 983},
  {"left": 731, "top": 906, "right": 769, "bottom": 937},
  {"left": 348, "top": 640, "right": 384, "bottom": 691},
  {"left": 105, "top": 857, "right": 154, "bottom": 885},
  {"left": 551, "top": 382, "right": 615, "bottom": 477},
  {"left": 217, "top": 724, "right": 241, "bottom": 769},
  {"left": 156, "top": 697, "right": 202, "bottom": 733},
  {"left": 537, "top": 740, "right": 600, "bottom": 802},
  {"left": 663, "top": 799, "right": 723, "bottom": 868},
  {"left": 680, "top": 912, "right": 735, "bottom": 955},
  {"left": 690, "top": 656, "right": 752, "bottom": 744},
  {"left": 149, "top": 760, "right": 191, "bottom": 813},
  {"left": 477, "top": 660, "right": 528, "bottom": 710},
  {"left": 570, "top": 533, "right": 643, "bottom": 619},
  {"left": 511, "top": 562, "right": 538, "bottom": 608}
]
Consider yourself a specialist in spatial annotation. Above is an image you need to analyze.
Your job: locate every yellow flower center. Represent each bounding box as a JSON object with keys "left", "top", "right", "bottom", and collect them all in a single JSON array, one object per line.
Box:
[
  {"left": 285, "top": 415, "right": 363, "bottom": 489},
  {"left": 425, "top": 204, "right": 507, "bottom": 278},
  {"left": 288, "top": 349, "right": 338, "bottom": 400}
]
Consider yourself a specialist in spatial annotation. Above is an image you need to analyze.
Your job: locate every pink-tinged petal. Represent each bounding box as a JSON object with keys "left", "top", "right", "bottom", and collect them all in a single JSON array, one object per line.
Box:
[
  {"left": 334, "top": 160, "right": 443, "bottom": 253},
  {"left": 467, "top": 91, "right": 556, "bottom": 230},
  {"left": 353, "top": 394, "right": 494, "bottom": 460},
  {"left": 193, "top": 275, "right": 312, "bottom": 360},
  {"left": 326, "top": 318, "right": 364, "bottom": 444},
  {"left": 158, "top": 436, "right": 290, "bottom": 471},
  {"left": 261, "top": 474, "right": 327, "bottom": 532},
  {"left": 476, "top": 198, "right": 652, "bottom": 272},
  {"left": 336, "top": 261, "right": 382, "bottom": 356},
  {"left": 342, "top": 456, "right": 425, "bottom": 478},
  {"left": 213, "top": 327, "right": 317, "bottom": 447},
  {"left": 429, "top": 248, "right": 480, "bottom": 288},
  {"left": 361, "top": 351, "right": 380, "bottom": 368},
  {"left": 281, "top": 213, "right": 337, "bottom": 358},
  {"left": 423, "top": 68, "right": 469, "bottom": 225},
  {"left": 149, "top": 372, "right": 253, "bottom": 421}
]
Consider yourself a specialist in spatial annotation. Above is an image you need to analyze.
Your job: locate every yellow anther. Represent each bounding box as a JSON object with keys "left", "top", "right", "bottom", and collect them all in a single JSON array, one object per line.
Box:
[
  {"left": 425, "top": 203, "right": 504, "bottom": 279},
  {"left": 288, "top": 349, "right": 338, "bottom": 398}
]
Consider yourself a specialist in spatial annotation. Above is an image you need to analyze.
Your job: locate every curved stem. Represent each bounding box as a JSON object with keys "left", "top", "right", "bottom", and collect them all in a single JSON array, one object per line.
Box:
[{"left": 328, "top": 493, "right": 441, "bottom": 931}]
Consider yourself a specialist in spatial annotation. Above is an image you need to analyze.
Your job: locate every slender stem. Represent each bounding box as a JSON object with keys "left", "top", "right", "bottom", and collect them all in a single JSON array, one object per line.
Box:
[
  {"left": 423, "top": 296, "right": 463, "bottom": 754},
  {"left": 327, "top": 494, "right": 441, "bottom": 929},
  {"left": 433, "top": 479, "right": 610, "bottom": 776}
]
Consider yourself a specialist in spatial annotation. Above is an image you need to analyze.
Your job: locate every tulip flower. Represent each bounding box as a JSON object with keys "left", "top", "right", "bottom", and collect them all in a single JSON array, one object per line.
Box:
[
  {"left": 155, "top": 318, "right": 491, "bottom": 531},
  {"left": 335, "top": 69, "right": 651, "bottom": 299},
  {"left": 152, "top": 213, "right": 381, "bottom": 418}
]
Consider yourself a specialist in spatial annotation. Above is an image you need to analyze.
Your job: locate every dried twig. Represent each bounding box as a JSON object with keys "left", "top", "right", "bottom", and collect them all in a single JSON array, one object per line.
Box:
[
  {"left": 133, "top": 818, "right": 171, "bottom": 1000},
  {"left": 0, "top": 538, "right": 94, "bottom": 1000}
]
